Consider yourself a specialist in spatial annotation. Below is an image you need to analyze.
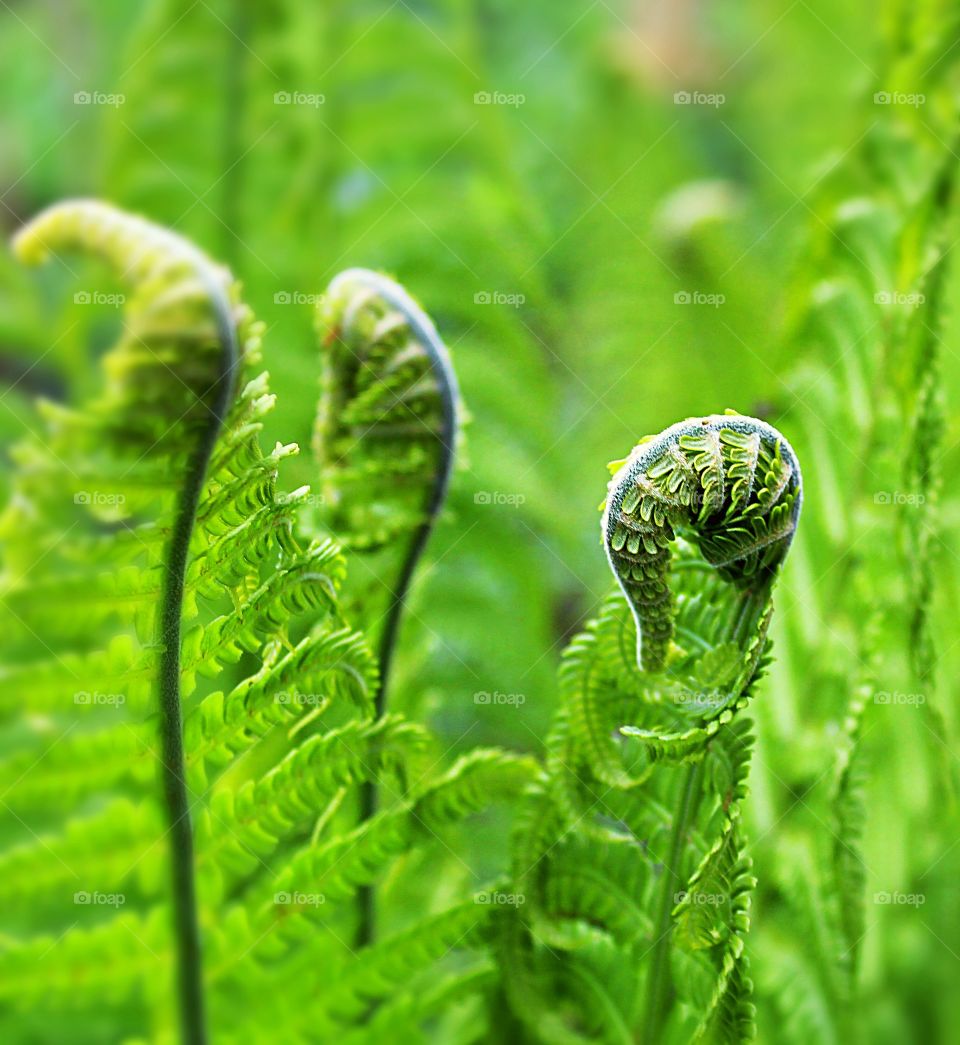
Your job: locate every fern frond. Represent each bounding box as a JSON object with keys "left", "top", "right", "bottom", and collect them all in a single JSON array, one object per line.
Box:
[
  {"left": 313, "top": 268, "right": 459, "bottom": 558},
  {"left": 311, "top": 266, "right": 463, "bottom": 948},
  {"left": 602, "top": 415, "right": 801, "bottom": 673},
  {"left": 195, "top": 717, "right": 429, "bottom": 894},
  {"left": 0, "top": 910, "right": 168, "bottom": 1013},
  {"left": 317, "top": 900, "right": 488, "bottom": 1025},
  {"left": 0, "top": 799, "right": 163, "bottom": 915},
  {"left": 500, "top": 415, "right": 800, "bottom": 1042},
  {"left": 184, "top": 622, "right": 379, "bottom": 786},
  {"left": 1, "top": 201, "right": 324, "bottom": 1033},
  {"left": 0, "top": 721, "right": 150, "bottom": 812}
]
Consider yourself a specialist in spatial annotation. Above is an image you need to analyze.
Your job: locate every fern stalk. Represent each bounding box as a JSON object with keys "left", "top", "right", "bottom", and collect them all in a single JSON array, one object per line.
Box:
[
  {"left": 644, "top": 757, "right": 704, "bottom": 1041},
  {"left": 157, "top": 266, "right": 240, "bottom": 1045},
  {"left": 313, "top": 268, "right": 459, "bottom": 947}
]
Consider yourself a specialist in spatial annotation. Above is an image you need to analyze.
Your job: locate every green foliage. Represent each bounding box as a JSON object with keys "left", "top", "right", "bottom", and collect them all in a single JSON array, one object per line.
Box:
[
  {"left": 739, "top": 4, "right": 960, "bottom": 1041},
  {"left": 495, "top": 415, "right": 799, "bottom": 1043},
  {"left": 2, "top": 204, "right": 806, "bottom": 1045},
  {"left": 3, "top": 1, "right": 960, "bottom": 1042},
  {"left": 0, "top": 200, "right": 534, "bottom": 1043}
]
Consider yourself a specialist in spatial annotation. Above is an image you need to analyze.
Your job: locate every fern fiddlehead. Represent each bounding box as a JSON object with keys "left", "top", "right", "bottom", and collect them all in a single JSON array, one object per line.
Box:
[
  {"left": 12, "top": 201, "right": 249, "bottom": 1045},
  {"left": 315, "top": 266, "right": 459, "bottom": 705},
  {"left": 500, "top": 412, "right": 801, "bottom": 1043},
  {"left": 313, "top": 267, "right": 460, "bottom": 945},
  {"left": 602, "top": 413, "right": 802, "bottom": 675}
]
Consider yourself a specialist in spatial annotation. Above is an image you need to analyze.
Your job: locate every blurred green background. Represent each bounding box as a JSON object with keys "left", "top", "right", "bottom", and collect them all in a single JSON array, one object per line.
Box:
[{"left": 2, "top": 1, "right": 959, "bottom": 1042}]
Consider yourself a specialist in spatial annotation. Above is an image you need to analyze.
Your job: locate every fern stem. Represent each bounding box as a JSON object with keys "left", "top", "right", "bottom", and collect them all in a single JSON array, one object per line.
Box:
[
  {"left": 158, "top": 269, "right": 239, "bottom": 1045},
  {"left": 354, "top": 478, "right": 452, "bottom": 948},
  {"left": 641, "top": 583, "right": 764, "bottom": 1040},
  {"left": 345, "top": 269, "right": 459, "bottom": 950},
  {"left": 644, "top": 584, "right": 765, "bottom": 1036},
  {"left": 643, "top": 758, "right": 703, "bottom": 1042}
]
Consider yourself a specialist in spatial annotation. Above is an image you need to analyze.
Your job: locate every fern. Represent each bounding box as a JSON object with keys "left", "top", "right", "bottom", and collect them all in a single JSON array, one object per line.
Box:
[
  {"left": 311, "top": 264, "right": 461, "bottom": 947},
  {"left": 734, "top": 2, "right": 960, "bottom": 1039},
  {"left": 3, "top": 2, "right": 960, "bottom": 1038},
  {"left": 2, "top": 206, "right": 803, "bottom": 1043},
  {"left": 0, "top": 200, "right": 533, "bottom": 1043},
  {"left": 497, "top": 413, "right": 801, "bottom": 1043}
]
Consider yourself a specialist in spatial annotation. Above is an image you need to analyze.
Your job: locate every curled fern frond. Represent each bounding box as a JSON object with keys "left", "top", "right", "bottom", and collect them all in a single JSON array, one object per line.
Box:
[
  {"left": 312, "top": 267, "right": 461, "bottom": 706},
  {"left": 501, "top": 413, "right": 801, "bottom": 1043},
  {"left": 314, "top": 267, "right": 460, "bottom": 556},
  {"left": 602, "top": 413, "right": 802, "bottom": 673},
  {"left": 11, "top": 199, "right": 247, "bottom": 1045},
  {"left": 313, "top": 267, "right": 462, "bottom": 946}
]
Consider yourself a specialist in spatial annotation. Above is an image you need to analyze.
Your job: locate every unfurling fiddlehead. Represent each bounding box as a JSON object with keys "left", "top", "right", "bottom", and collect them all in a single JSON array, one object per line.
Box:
[
  {"left": 312, "top": 270, "right": 460, "bottom": 945},
  {"left": 11, "top": 200, "right": 249, "bottom": 1045},
  {"left": 602, "top": 413, "right": 802, "bottom": 674},
  {"left": 314, "top": 268, "right": 459, "bottom": 565},
  {"left": 500, "top": 412, "right": 801, "bottom": 1044}
]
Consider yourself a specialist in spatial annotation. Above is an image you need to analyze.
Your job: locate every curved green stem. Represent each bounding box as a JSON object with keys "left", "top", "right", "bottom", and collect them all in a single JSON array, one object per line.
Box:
[
  {"left": 643, "top": 758, "right": 703, "bottom": 1042},
  {"left": 354, "top": 517, "right": 435, "bottom": 949},
  {"left": 347, "top": 270, "right": 459, "bottom": 950},
  {"left": 157, "top": 269, "right": 240, "bottom": 1045},
  {"left": 641, "top": 580, "right": 767, "bottom": 1040}
]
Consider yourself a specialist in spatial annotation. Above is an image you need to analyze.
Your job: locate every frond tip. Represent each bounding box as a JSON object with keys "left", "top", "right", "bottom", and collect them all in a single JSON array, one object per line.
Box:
[
  {"left": 313, "top": 267, "right": 460, "bottom": 553},
  {"left": 602, "top": 414, "right": 802, "bottom": 672}
]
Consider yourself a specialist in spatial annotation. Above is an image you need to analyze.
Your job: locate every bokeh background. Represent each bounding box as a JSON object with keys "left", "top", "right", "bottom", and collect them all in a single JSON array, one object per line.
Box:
[{"left": 2, "top": 1, "right": 959, "bottom": 1042}]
